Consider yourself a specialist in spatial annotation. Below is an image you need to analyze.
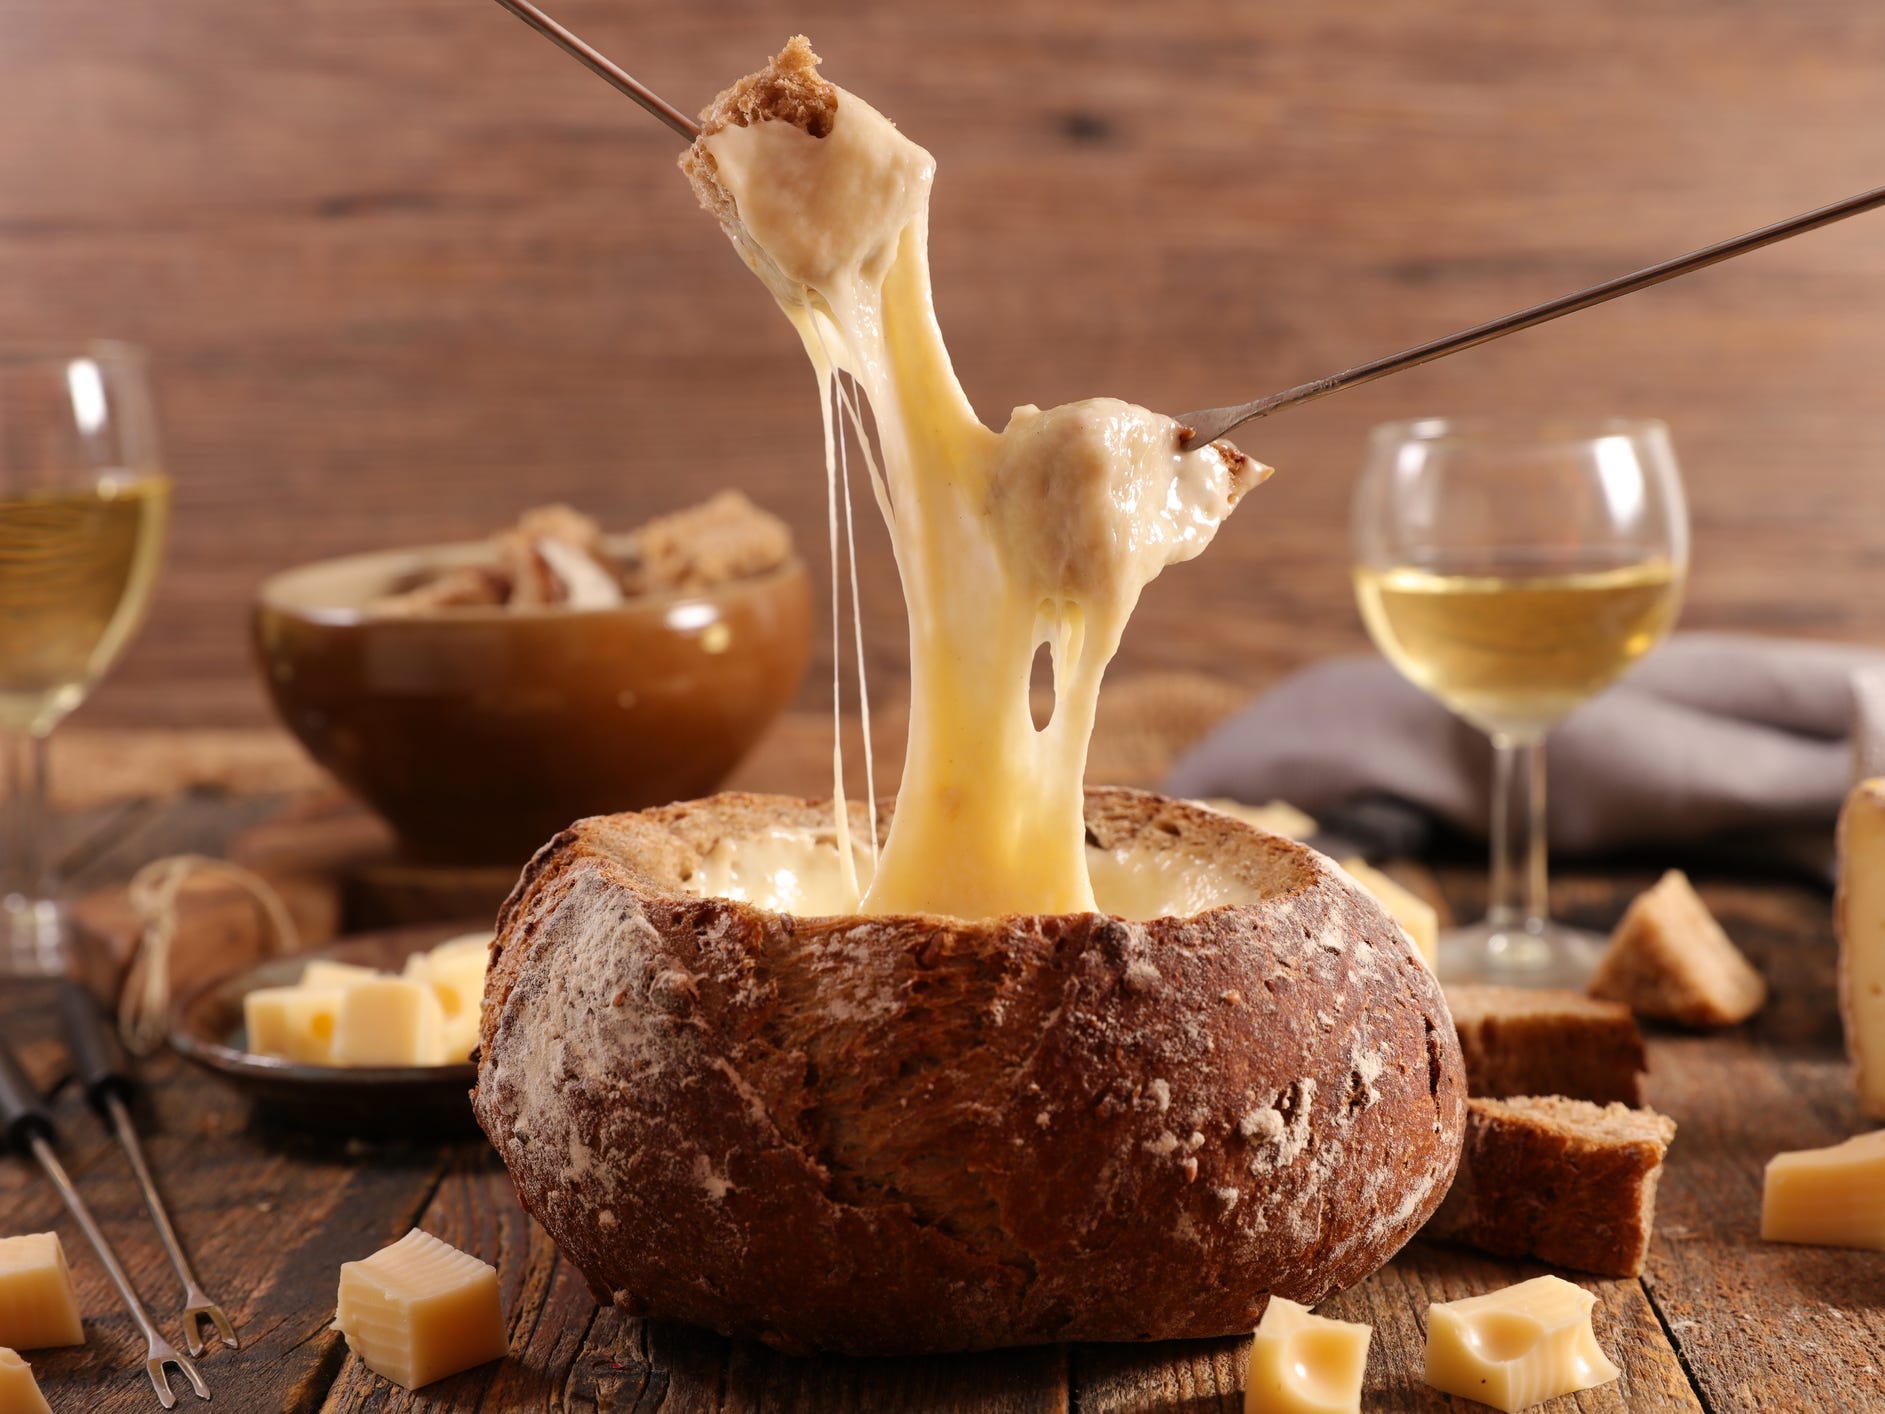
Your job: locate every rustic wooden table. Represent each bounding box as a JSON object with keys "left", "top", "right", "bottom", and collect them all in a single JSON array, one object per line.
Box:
[{"left": 3, "top": 789, "right": 1881, "bottom": 1413}]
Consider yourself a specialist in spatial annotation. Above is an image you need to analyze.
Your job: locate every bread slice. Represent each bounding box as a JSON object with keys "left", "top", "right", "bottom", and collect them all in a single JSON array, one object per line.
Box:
[
  {"left": 1445, "top": 985, "right": 1646, "bottom": 1105},
  {"left": 1429, "top": 1096, "right": 1676, "bottom": 1277},
  {"left": 475, "top": 788, "right": 1467, "bottom": 1354},
  {"left": 1590, "top": 870, "right": 1766, "bottom": 1028},
  {"left": 679, "top": 37, "right": 836, "bottom": 231}
]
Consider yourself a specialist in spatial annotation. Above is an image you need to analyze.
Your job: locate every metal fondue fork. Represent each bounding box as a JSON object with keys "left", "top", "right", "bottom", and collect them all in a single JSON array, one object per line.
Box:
[
  {"left": 0, "top": 1036, "right": 209, "bottom": 1409},
  {"left": 59, "top": 983, "right": 239, "bottom": 1357},
  {"left": 484, "top": 1, "right": 1885, "bottom": 449},
  {"left": 1176, "top": 182, "right": 1885, "bottom": 445}
]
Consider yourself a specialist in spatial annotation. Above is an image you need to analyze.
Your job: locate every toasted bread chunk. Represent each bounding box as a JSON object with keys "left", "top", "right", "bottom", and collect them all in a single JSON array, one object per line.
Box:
[
  {"left": 1429, "top": 1095, "right": 1676, "bottom": 1277},
  {"left": 1445, "top": 984, "right": 1646, "bottom": 1105},
  {"left": 1590, "top": 870, "right": 1766, "bottom": 1028},
  {"left": 623, "top": 490, "right": 792, "bottom": 595},
  {"left": 680, "top": 37, "right": 837, "bottom": 229}
]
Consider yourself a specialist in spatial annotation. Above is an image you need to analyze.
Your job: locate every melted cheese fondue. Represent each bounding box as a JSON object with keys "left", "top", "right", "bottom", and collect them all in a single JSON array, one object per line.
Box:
[{"left": 686, "top": 39, "right": 1267, "bottom": 920}]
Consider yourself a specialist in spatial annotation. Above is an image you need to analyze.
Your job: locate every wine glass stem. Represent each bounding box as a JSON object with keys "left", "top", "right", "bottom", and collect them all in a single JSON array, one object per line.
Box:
[
  {"left": 4, "top": 730, "right": 52, "bottom": 900},
  {"left": 1486, "top": 731, "right": 1548, "bottom": 932}
]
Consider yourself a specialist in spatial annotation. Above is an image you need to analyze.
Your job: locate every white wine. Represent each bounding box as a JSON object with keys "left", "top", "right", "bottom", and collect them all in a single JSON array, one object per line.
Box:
[
  {"left": 1353, "top": 554, "right": 1683, "bottom": 737},
  {"left": 0, "top": 474, "right": 170, "bottom": 736}
]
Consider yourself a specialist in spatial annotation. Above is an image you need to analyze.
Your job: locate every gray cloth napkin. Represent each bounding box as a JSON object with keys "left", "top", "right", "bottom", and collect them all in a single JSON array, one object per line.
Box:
[{"left": 1167, "top": 633, "right": 1885, "bottom": 861}]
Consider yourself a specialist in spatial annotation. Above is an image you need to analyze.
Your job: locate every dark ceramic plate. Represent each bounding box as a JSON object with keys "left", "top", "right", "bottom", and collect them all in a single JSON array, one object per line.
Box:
[{"left": 169, "top": 924, "right": 488, "bottom": 1138}]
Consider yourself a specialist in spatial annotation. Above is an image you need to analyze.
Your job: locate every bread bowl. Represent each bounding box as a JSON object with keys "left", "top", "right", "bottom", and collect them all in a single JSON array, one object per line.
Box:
[{"left": 473, "top": 788, "right": 1467, "bottom": 1354}]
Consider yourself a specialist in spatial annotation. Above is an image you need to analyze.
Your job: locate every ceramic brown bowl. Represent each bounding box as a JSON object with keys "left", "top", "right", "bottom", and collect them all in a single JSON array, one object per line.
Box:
[{"left": 254, "top": 535, "right": 811, "bottom": 865}]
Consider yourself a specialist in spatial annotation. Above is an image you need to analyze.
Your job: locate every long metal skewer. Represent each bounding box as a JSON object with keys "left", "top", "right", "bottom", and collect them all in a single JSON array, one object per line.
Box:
[
  {"left": 60, "top": 984, "right": 238, "bottom": 1358},
  {"left": 0, "top": 1041, "right": 208, "bottom": 1408},
  {"left": 480, "top": 3, "right": 1885, "bottom": 451},
  {"left": 1177, "top": 181, "right": 1885, "bottom": 445},
  {"left": 491, "top": 0, "right": 700, "bottom": 139},
  {"left": 102, "top": 1094, "right": 239, "bottom": 1357}
]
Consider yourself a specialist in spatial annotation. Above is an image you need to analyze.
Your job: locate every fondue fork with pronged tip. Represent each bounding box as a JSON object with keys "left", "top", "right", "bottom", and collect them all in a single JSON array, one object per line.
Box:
[
  {"left": 59, "top": 983, "right": 239, "bottom": 1357},
  {"left": 0, "top": 1034, "right": 210, "bottom": 1409},
  {"left": 484, "top": 0, "right": 1885, "bottom": 453}
]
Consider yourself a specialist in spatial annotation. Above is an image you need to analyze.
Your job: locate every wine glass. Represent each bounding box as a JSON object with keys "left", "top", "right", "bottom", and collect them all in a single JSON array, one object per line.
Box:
[
  {"left": 0, "top": 342, "right": 170, "bottom": 978},
  {"left": 1352, "top": 417, "right": 1687, "bottom": 987}
]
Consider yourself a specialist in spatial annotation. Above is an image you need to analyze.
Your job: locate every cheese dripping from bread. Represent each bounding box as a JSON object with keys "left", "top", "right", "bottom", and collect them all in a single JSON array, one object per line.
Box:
[{"left": 682, "top": 38, "right": 1267, "bottom": 918}]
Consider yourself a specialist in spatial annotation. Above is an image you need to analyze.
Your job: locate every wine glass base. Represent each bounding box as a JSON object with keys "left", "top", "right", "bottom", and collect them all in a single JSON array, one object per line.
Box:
[
  {"left": 0, "top": 894, "right": 70, "bottom": 980},
  {"left": 1436, "top": 918, "right": 1608, "bottom": 990}
]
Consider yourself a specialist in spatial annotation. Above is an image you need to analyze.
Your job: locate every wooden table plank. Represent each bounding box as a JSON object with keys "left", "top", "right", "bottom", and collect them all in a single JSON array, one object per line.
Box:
[
  {"left": 1634, "top": 878, "right": 1885, "bottom": 1414},
  {"left": 0, "top": 1007, "right": 458, "bottom": 1413}
]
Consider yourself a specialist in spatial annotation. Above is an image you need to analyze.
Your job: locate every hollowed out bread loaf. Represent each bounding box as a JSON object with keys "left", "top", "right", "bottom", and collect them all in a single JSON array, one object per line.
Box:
[{"left": 473, "top": 789, "right": 1468, "bottom": 1354}]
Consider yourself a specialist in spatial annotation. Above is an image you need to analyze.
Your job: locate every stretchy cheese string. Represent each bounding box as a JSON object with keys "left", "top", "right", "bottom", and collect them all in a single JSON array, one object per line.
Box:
[{"left": 118, "top": 855, "right": 300, "bottom": 1055}]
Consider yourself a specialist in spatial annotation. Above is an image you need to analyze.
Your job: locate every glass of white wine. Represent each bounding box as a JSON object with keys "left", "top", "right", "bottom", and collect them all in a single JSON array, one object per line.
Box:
[
  {"left": 0, "top": 342, "right": 170, "bottom": 978},
  {"left": 1352, "top": 417, "right": 1687, "bottom": 987}
]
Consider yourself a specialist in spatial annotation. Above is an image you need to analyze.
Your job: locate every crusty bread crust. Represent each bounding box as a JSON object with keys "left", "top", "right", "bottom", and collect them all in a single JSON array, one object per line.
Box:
[
  {"left": 680, "top": 36, "right": 837, "bottom": 232},
  {"left": 474, "top": 788, "right": 1467, "bottom": 1354},
  {"left": 1445, "top": 984, "right": 1647, "bottom": 1106},
  {"left": 1428, "top": 1095, "right": 1675, "bottom": 1278}
]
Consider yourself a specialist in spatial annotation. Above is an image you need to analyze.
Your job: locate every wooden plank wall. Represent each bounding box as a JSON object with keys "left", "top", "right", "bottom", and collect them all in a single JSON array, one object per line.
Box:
[{"left": 4, "top": 0, "right": 1884, "bottom": 729}]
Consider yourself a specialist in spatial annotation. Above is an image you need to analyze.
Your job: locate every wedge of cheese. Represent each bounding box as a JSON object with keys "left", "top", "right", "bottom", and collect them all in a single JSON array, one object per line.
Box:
[
  {"left": 1836, "top": 779, "right": 1885, "bottom": 1119},
  {"left": 0, "top": 1348, "right": 53, "bottom": 1414},
  {"left": 1244, "top": 1296, "right": 1370, "bottom": 1414},
  {"left": 0, "top": 1234, "right": 84, "bottom": 1351},
  {"left": 1424, "top": 1276, "right": 1619, "bottom": 1412},
  {"left": 1761, "top": 1129, "right": 1885, "bottom": 1250}
]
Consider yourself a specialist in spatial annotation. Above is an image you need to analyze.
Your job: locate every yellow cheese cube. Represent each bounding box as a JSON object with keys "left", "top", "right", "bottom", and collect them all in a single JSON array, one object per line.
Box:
[
  {"left": 1424, "top": 1275, "right": 1619, "bottom": 1412},
  {"left": 429, "top": 931, "right": 494, "bottom": 960},
  {"left": 0, "top": 1234, "right": 84, "bottom": 1351},
  {"left": 243, "top": 984, "right": 347, "bottom": 1064},
  {"left": 420, "top": 946, "right": 489, "bottom": 1063},
  {"left": 0, "top": 1348, "right": 53, "bottom": 1414},
  {"left": 1244, "top": 1296, "right": 1370, "bottom": 1414},
  {"left": 300, "top": 959, "right": 383, "bottom": 990},
  {"left": 331, "top": 978, "right": 447, "bottom": 1067},
  {"left": 1761, "top": 1129, "right": 1885, "bottom": 1250},
  {"left": 1340, "top": 859, "right": 1438, "bottom": 969},
  {"left": 335, "top": 1229, "right": 508, "bottom": 1390}
]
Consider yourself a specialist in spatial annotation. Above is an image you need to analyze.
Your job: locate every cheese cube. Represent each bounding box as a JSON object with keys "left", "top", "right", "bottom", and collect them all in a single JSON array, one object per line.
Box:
[
  {"left": 419, "top": 945, "right": 488, "bottom": 1063},
  {"left": 331, "top": 977, "right": 447, "bottom": 1066},
  {"left": 1836, "top": 779, "right": 1885, "bottom": 1118},
  {"left": 1340, "top": 859, "right": 1438, "bottom": 968},
  {"left": 0, "top": 1348, "right": 53, "bottom": 1414},
  {"left": 430, "top": 931, "right": 495, "bottom": 960},
  {"left": 1244, "top": 1296, "right": 1370, "bottom": 1414},
  {"left": 243, "top": 984, "right": 347, "bottom": 1064},
  {"left": 1424, "top": 1276, "right": 1619, "bottom": 1412},
  {"left": 335, "top": 1229, "right": 508, "bottom": 1390},
  {"left": 1760, "top": 1129, "right": 1885, "bottom": 1250},
  {"left": 300, "top": 959, "right": 383, "bottom": 990},
  {"left": 0, "top": 1234, "right": 84, "bottom": 1351}
]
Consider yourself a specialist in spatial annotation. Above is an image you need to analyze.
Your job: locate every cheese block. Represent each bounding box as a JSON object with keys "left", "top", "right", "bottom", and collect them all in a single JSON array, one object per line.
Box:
[
  {"left": 244, "top": 984, "right": 346, "bottom": 1065},
  {"left": 331, "top": 977, "right": 447, "bottom": 1067},
  {"left": 0, "top": 1348, "right": 52, "bottom": 1414},
  {"left": 1835, "top": 779, "right": 1885, "bottom": 1118},
  {"left": 300, "top": 959, "right": 383, "bottom": 990},
  {"left": 1200, "top": 799, "right": 1318, "bottom": 841},
  {"left": 410, "top": 946, "right": 487, "bottom": 1062},
  {"left": 1339, "top": 859, "right": 1437, "bottom": 968},
  {"left": 1243, "top": 1297, "right": 1370, "bottom": 1414},
  {"left": 1760, "top": 1129, "right": 1885, "bottom": 1250},
  {"left": 335, "top": 1229, "right": 508, "bottom": 1390},
  {"left": 1424, "top": 1276, "right": 1620, "bottom": 1412},
  {"left": 0, "top": 1234, "right": 84, "bottom": 1351}
]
